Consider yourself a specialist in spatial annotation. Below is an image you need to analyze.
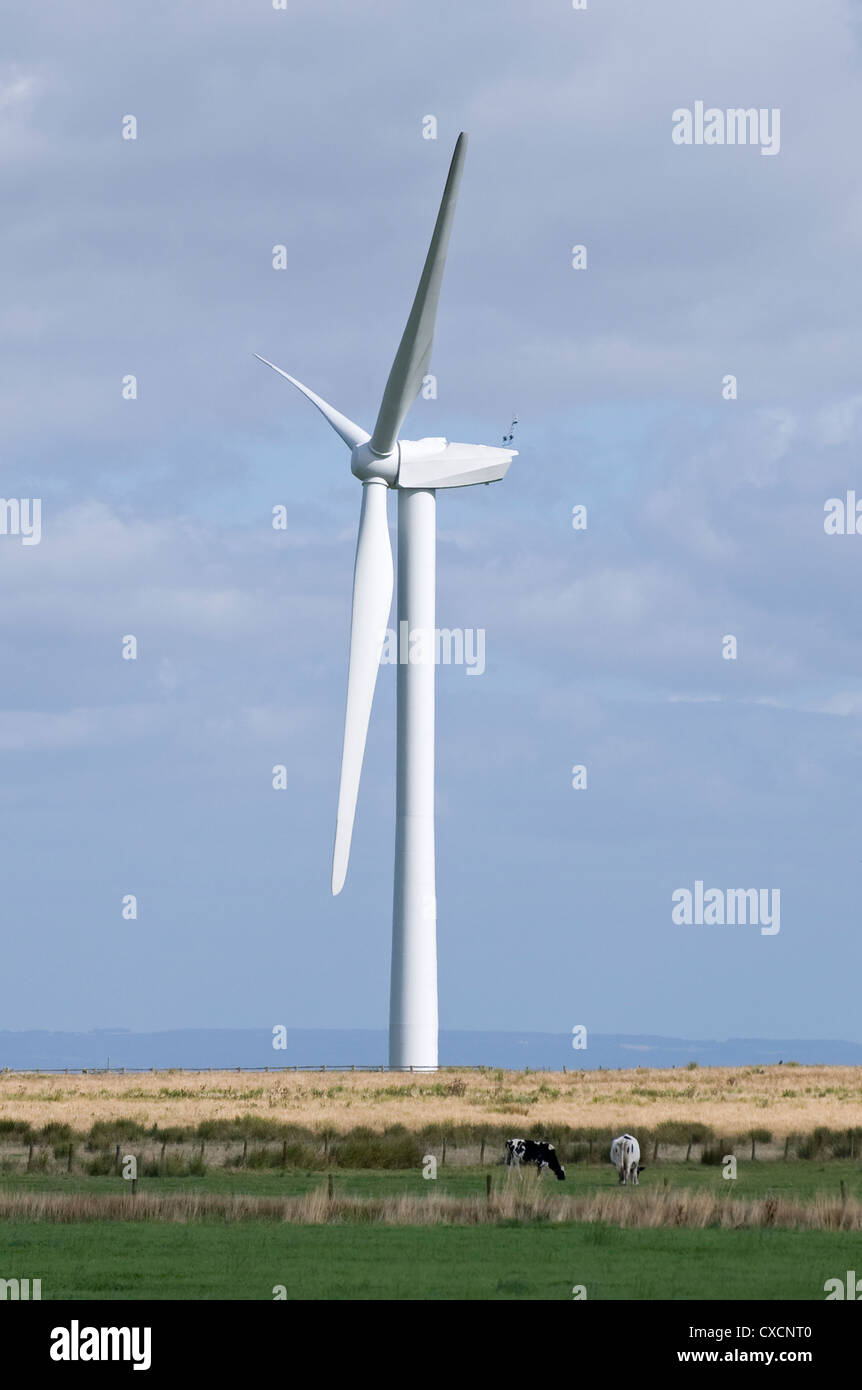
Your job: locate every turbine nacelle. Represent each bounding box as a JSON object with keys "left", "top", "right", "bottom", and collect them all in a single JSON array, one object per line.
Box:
[
  {"left": 350, "top": 436, "right": 517, "bottom": 490},
  {"left": 397, "top": 437, "right": 516, "bottom": 490}
]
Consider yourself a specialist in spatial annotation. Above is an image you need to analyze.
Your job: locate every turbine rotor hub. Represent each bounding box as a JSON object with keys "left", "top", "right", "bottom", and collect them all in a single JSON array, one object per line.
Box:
[{"left": 350, "top": 440, "right": 399, "bottom": 486}]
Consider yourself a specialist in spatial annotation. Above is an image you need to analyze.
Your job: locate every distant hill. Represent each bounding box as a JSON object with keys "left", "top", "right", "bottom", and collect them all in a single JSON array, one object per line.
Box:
[{"left": 1, "top": 1028, "right": 861, "bottom": 1071}]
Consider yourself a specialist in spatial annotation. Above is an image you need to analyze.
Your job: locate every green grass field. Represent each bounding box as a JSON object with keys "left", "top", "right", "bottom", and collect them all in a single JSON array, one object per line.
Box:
[
  {"left": 1, "top": 1161, "right": 861, "bottom": 1299},
  {"left": 2, "top": 1220, "right": 858, "bottom": 1300},
  {"left": 1, "top": 1157, "right": 860, "bottom": 1200}
]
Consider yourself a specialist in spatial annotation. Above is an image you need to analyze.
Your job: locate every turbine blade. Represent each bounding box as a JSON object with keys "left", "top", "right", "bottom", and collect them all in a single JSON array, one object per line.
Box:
[
  {"left": 254, "top": 355, "right": 369, "bottom": 449},
  {"left": 370, "top": 133, "right": 468, "bottom": 457},
  {"left": 332, "top": 479, "right": 393, "bottom": 895}
]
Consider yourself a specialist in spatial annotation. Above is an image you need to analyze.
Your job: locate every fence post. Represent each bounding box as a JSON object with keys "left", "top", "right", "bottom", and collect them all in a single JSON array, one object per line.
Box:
[
  {"left": 441, "top": 1136, "right": 447, "bottom": 1167},
  {"left": 840, "top": 1180, "right": 847, "bottom": 1206},
  {"left": 26, "top": 1143, "right": 33, "bottom": 1172},
  {"left": 486, "top": 1173, "right": 492, "bottom": 1201},
  {"left": 328, "top": 1173, "right": 334, "bottom": 1201},
  {"left": 67, "top": 1144, "right": 73, "bottom": 1173},
  {"left": 480, "top": 1138, "right": 485, "bottom": 1166}
]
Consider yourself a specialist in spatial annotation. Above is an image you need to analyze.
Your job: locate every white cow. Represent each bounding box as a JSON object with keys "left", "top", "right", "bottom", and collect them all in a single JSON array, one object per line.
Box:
[{"left": 610, "top": 1133, "right": 642, "bottom": 1185}]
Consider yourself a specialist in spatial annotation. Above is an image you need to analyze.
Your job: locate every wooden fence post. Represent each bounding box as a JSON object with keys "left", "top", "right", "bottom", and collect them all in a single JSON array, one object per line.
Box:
[{"left": 486, "top": 1173, "right": 492, "bottom": 1200}]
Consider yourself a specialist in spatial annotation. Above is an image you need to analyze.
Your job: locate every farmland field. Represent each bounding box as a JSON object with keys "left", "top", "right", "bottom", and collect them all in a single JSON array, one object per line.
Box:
[
  {"left": 1, "top": 1066, "right": 861, "bottom": 1300},
  {"left": 2, "top": 1063, "right": 860, "bottom": 1137}
]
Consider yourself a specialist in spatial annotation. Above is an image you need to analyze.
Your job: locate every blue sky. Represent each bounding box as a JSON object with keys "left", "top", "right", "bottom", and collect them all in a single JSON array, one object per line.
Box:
[{"left": 3, "top": 0, "right": 862, "bottom": 1041}]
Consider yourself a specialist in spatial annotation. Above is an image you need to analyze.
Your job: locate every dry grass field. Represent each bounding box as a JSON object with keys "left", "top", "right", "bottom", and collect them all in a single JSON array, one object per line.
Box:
[
  {"left": 1, "top": 1063, "right": 860, "bottom": 1138},
  {"left": 1, "top": 1184, "right": 862, "bottom": 1230}
]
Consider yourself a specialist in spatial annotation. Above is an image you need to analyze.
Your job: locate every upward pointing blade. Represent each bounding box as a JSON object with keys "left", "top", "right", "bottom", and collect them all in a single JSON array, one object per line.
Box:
[
  {"left": 332, "top": 479, "right": 394, "bottom": 895},
  {"left": 369, "top": 133, "right": 468, "bottom": 458},
  {"left": 254, "top": 355, "right": 369, "bottom": 449}
]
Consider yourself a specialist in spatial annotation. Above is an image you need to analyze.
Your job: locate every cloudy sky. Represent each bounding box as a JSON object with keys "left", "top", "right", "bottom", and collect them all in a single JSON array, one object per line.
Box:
[{"left": 3, "top": 0, "right": 862, "bottom": 1043}]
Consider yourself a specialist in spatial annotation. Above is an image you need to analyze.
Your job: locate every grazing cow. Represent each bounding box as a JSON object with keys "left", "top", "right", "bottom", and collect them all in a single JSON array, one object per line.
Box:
[
  {"left": 505, "top": 1138, "right": 566, "bottom": 1180},
  {"left": 610, "top": 1133, "right": 642, "bottom": 1185}
]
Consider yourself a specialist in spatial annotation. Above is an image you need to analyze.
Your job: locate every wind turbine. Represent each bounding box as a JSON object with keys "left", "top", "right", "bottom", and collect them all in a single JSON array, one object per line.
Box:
[{"left": 256, "top": 133, "right": 515, "bottom": 1070}]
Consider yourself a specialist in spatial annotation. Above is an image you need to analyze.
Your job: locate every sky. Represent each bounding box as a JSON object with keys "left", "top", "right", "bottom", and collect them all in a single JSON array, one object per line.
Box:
[{"left": 2, "top": 0, "right": 862, "bottom": 1042}]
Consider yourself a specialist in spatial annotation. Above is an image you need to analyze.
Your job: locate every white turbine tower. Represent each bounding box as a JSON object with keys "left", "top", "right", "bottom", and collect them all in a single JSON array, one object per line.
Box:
[{"left": 256, "top": 133, "right": 515, "bottom": 1070}]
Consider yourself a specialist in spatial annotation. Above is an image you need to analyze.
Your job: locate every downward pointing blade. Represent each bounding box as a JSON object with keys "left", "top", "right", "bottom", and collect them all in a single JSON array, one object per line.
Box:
[
  {"left": 369, "top": 133, "right": 468, "bottom": 457},
  {"left": 332, "top": 479, "right": 394, "bottom": 895},
  {"left": 254, "top": 355, "right": 369, "bottom": 449}
]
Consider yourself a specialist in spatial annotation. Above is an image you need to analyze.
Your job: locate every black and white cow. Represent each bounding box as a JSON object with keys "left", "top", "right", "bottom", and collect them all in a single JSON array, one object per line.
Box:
[
  {"left": 505, "top": 1138, "right": 566, "bottom": 1180},
  {"left": 610, "top": 1133, "right": 642, "bottom": 1185}
]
